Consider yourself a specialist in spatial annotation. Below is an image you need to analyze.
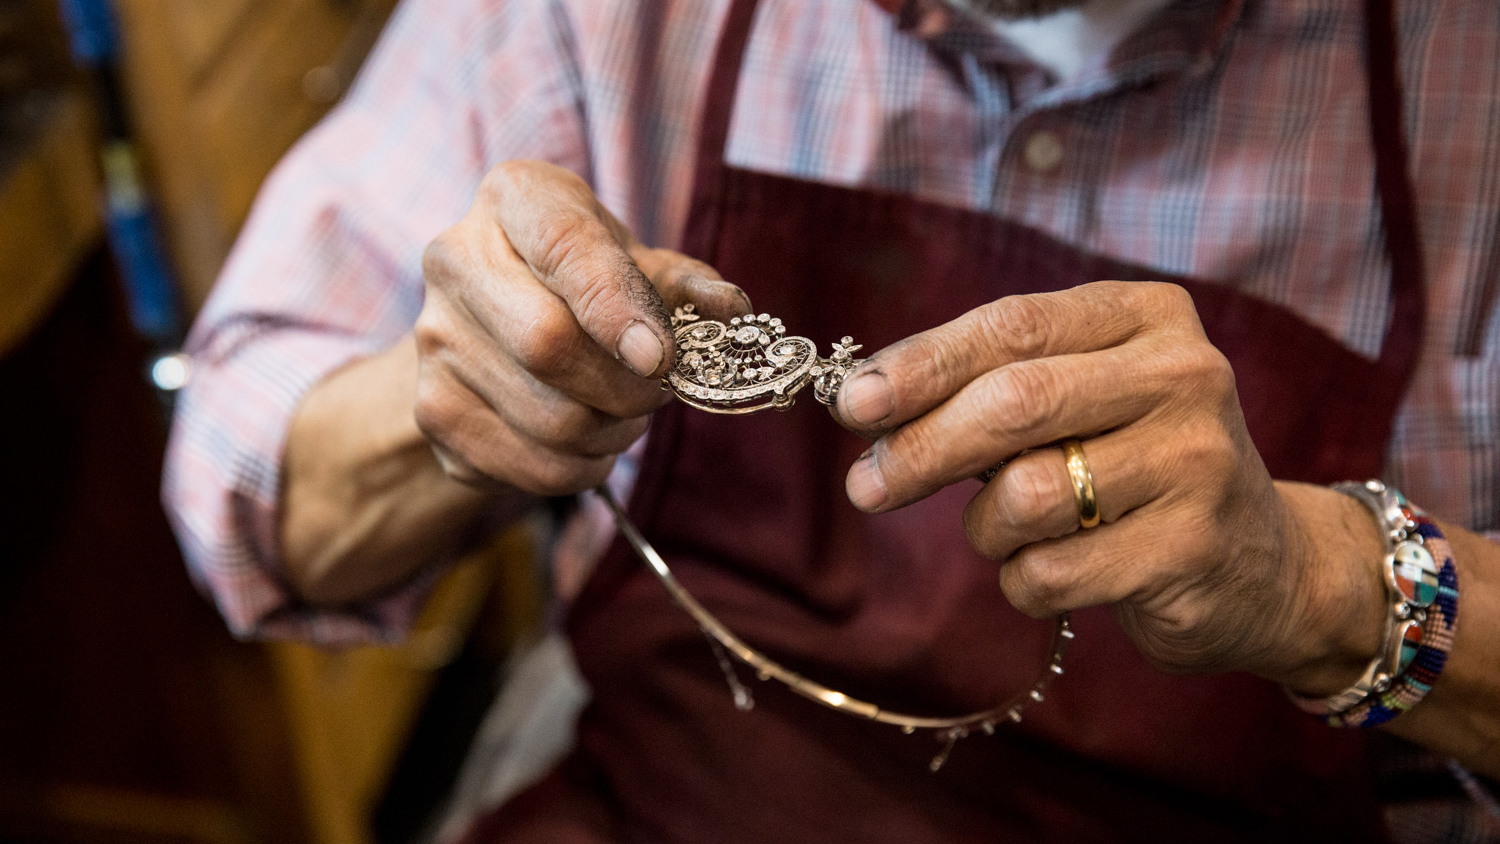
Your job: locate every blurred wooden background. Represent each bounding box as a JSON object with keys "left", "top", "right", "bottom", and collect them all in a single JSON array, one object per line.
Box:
[
  {"left": 0, "top": 2, "right": 539, "bottom": 843},
  {"left": 113, "top": 0, "right": 398, "bottom": 310}
]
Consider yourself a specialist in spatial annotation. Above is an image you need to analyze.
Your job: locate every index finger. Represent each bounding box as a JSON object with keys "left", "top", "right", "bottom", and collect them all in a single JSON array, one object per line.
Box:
[
  {"left": 488, "top": 162, "right": 675, "bottom": 378},
  {"left": 834, "top": 281, "right": 1188, "bottom": 434}
]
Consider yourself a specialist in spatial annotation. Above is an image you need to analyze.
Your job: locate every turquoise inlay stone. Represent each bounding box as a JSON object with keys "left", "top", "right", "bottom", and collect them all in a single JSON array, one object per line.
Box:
[
  {"left": 1392, "top": 540, "right": 1439, "bottom": 607},
  {"left": 1395, "top": 620, "right": 1422, "bottom": 676}
]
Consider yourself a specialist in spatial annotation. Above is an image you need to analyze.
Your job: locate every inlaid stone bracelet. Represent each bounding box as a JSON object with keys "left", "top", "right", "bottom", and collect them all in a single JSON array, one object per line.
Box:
[{"left": 1289, "top": 480, "right": 1460, "bottom": 727}]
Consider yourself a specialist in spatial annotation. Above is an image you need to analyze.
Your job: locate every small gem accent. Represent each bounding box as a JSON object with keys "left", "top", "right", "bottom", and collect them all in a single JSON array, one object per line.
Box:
[
  {"left": 1393, "top": 540, "right": 1439, "bottom": 607},
  {"left": 1395, "top": 619, "right": 1423, "bottom": 675}
]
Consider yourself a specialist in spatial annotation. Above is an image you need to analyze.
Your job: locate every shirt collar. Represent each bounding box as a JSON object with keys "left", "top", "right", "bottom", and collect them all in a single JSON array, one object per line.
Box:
[{"left": 895, "top": 0, "right": 1247, "bottom": 103}]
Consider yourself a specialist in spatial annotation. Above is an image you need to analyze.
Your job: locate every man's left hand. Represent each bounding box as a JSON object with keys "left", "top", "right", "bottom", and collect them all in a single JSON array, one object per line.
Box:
[{"left": 835, "top": 281, "right": 1382, "bottom": 683}]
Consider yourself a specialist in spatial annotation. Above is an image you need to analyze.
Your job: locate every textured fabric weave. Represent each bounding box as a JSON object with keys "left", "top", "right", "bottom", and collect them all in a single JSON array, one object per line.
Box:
[{"left": 163, "top": 0, "right": 1500, "bottom": 644}]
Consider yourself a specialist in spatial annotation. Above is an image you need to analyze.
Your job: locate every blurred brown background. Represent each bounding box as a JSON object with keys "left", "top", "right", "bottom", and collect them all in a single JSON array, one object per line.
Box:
[{"left": 0, "top": 2, "right": 540, "bottom": 842}]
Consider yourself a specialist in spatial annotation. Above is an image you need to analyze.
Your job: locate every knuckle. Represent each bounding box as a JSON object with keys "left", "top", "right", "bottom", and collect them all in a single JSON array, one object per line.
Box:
[
  {"left": 530, "top": 401, "right": 598, "bottom": 450},
  {"left": 480, "top": 159, "right": 572, "bottom": 205},
  {"left": 579, "top": 259, "right": 652, "bottom": 334},
  {"left": 421, "top": 229, "right": 471, "bottom": 286},
  {"left": 480, "top": 160, "right": 526, "bottom": 197},
  {"left": 1163, "top": 339, "right": 1232, "bottom": 383},
  {"left": 414, "top": 395, "right": 500, "bottom": 490},
  {"left": 980, "top": 295, "right": 1052, "bottom": 359},
  {"left": 1198, "top": 347, "right": 1237, "bottom": 396},
  {"left": 1130, "top": 606, "right": 1231, "bottom": 674},
  {"left": 412, "top": 304, "right": 448, "bottom": 358},
  {"left": 1131, "top": 636, "right": 1185, "bottom": 674},
  {"left": 1146, "top": 282, "right": 1208, "bottom": 335},
  {"left": 1000, "top": 548, "right": 1066, "bottom": 619},
  {"left": 1202, "top": 430, "right": 1241, "bottom": 479},
  {"left": 1090, "top": 279, "right": 1133, "bottom": 299},
  {"left": 870, "top": 320, "right": 978, "bottom": 408},
  {"left": 529, "top": 208, "right": 590, "bottom": 275},
  {"left": 1002, "top": 458, "right": 1068, "bottom": 528},
  {"left": 1173, "top": 424, "right": 1239, "bottom": 487},
  {"left": 1152, "top": 341, "right": 1236, "bottom": 408},
  {"left": 530, "top": 216, "right": 642, "bottom": 331},
  {"left": 512, "top": 305, "right": 582, "bottom": 376},
  {"left": 1164, "top": 281, "right": 1197, "bottom": 311},
  {"left": 879, "top": 429, "right": 940, "bottom": 493},
  {"left": 962, "top": 501, "right": 1006, "bottom": 560},
  {"left": 413, "top": 375, "right": 464, "bottom": 445},
  {"left": 569, "top": 261, "right": 626, "bottom": 329},
  {"left": 878, "top": 333, "right": 949, "bottom": 396},
  {"left": 477, "top": 169, "right": 508, "bottom": 207},
  {"left": 1138, "top": 280, "right": 1195, "bottom": 314},
  {"left": 962, "top": 501, "right": 992, "bottom": 556},
  {"left": 982, "top": 363, "right": 1062, "bottom": 441}
]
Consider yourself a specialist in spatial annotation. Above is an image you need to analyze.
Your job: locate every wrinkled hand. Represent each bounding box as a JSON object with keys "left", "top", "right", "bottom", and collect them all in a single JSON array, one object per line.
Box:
[
  {"left": 415, "top": 160, "right": 748, "bottom": 496},
  {"left": 835, "top": 281, "right": 1358, "bottom": 678}
]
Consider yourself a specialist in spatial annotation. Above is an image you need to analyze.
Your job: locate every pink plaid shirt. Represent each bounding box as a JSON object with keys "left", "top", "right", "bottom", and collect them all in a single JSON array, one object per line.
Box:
[{"left": 163, "top": 0, "right": 1500, "bottom": 644}]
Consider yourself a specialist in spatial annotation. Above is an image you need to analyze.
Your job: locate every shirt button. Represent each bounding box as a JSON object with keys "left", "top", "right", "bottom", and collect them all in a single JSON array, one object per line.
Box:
[{"left": 1023, "top": 130, "right": 1064, "bottom": 173}]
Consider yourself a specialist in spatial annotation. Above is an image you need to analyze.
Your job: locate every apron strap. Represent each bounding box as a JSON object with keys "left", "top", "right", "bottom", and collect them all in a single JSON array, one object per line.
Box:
[
  {"left": 680, "top": 0, "right": 762, "bottom": 263},
  {"left": 1363, "top": 0, "right": 1427, "bottom": 394}
]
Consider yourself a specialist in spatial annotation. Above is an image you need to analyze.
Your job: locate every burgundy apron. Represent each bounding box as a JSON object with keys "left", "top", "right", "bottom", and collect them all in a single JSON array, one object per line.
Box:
[{"left": 471, "top": 0, "right": 1424, "bottom": 840}]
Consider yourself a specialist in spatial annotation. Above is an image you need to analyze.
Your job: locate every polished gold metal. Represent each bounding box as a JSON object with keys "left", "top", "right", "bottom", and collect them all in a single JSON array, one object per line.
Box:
[{"left": 1062, "top": 439, "right": 1101, "bottom": 529}]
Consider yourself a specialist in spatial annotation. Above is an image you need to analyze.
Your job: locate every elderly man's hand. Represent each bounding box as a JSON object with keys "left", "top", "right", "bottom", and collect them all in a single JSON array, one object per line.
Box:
[
  {"left": 415, "top": 160, "right": 748, "bottom": 496},
  {"left": 835, "top": 281, "right": 1385, "bottom": 685}
]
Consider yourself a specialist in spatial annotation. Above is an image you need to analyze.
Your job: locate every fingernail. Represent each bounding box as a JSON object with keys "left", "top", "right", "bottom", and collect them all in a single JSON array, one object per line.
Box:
[
  {"left": 618, "top": 320, "right": 664, "bottom": 377},
  {"left": 846, "top": 449, "right": 888, "bottom": 511},
  {"left": 841, "top": 370, "right": 893, "bottom": 426}
]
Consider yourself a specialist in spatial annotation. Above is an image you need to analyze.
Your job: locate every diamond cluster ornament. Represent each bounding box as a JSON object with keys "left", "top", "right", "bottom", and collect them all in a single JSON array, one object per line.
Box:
[{"left": 664, "top": 305, "right": 864, "bottom": 414}]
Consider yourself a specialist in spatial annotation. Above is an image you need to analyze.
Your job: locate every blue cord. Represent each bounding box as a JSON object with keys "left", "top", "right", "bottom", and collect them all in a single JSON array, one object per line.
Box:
[{"left": 57, "top": 0, "right": 184, "bottom": 348}]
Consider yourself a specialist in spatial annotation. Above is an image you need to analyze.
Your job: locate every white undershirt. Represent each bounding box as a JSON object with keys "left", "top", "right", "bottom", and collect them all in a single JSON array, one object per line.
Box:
[{"left": 978, "top": 0, "right": 1177, "bottom": 85}]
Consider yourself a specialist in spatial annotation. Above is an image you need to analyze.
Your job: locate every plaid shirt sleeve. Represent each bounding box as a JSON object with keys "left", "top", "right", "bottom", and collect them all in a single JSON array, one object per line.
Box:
[{"left": 161, "top": 0, "right": 591, "bottom": 643}]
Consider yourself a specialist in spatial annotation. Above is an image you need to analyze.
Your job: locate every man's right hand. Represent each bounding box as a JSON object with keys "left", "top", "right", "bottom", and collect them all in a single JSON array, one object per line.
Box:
[{"left": 414, "top": 160, "right": 748, "bottom": 496}]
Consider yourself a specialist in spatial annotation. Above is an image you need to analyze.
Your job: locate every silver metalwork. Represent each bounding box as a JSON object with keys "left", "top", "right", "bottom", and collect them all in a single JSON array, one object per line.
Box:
[
  {"left": 600, "top": 307, "right": 1074, "bottom": 771},
  {"left": 663, "top": 305, "right": 865, "bottom": 412}
]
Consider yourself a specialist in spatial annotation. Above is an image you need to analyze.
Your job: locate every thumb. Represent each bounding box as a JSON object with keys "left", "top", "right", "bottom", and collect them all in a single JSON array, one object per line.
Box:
[
  {"left": 488, "top": 162, "right": 680, "bottom": 378},
  {"left": 505, "top": 217, "right": 676, "bottom": 378}
]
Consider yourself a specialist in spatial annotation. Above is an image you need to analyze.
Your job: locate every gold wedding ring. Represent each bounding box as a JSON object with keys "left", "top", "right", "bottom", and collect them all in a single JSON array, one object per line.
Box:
[{"left": 1062, "top": 439, "right": 1100, "bottom": 529}]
